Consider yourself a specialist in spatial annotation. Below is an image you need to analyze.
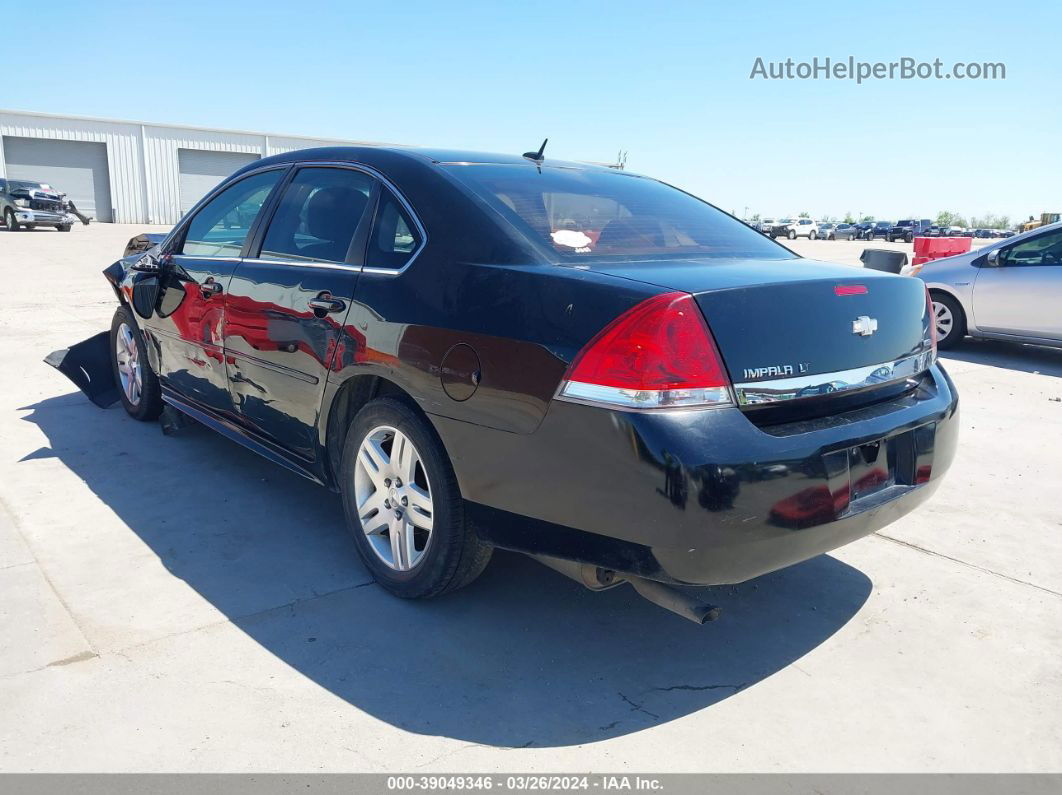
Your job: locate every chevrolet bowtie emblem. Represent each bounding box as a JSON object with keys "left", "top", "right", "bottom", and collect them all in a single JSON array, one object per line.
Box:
[{"left": 852, "top": 316, "right": 878, "bottom": 336}]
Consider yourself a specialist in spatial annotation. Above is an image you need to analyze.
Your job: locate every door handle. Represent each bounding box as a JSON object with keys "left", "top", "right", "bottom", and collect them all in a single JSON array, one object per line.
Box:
[
  {"left": 308, "top": 293, "right": 346, "bottom": 314},
  {"left": 199, "top": 278, "right": 223, "bottom": 297}
]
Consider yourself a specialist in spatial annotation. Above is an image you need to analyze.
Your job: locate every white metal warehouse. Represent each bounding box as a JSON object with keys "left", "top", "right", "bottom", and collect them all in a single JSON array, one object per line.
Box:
[{"left": 0, "top": 109, "right": 380, "bottom": 225}]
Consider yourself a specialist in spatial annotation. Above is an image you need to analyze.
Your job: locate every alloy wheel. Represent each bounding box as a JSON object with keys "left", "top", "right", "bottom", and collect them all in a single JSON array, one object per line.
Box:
[
  {"left": 115, "top": 322, "right": 142, "bottom": 406},
  {"left": 353, "top": 425, "right": 434, "bottom": 571},
  {"left": 933, "top": 301, "right": 954, "bottom": 342}
]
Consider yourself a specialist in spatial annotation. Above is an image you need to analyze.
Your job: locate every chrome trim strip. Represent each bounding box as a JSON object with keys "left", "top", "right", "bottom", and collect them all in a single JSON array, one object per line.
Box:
[
  {"left": 288, "top": 160, "right": 428, "bottom": 277},
  {"left": 165, "top": 160, "right": 428, "bottom": 276},
  {"left": 556, "top": 381, "right": 734, "bottom": 412},
  {"left": 733, "top": 351, "right": 934, "bottom": 406},
  {"left": 240, "top": 257, "right": 358, "bottom": 272}
]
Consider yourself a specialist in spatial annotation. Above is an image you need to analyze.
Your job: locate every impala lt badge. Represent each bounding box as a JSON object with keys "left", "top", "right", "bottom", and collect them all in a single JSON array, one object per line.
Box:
[{"left": 852, "top": 315, "right": 878, "bottom": 336}]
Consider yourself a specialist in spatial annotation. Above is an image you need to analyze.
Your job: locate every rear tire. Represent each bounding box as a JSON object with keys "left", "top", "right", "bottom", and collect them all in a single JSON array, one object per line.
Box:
[
  {"left": 931, "top": 292, "right": 966, "bottom": 350},
  {"left": 340, "top": 397, "right": 492, "bottom": 599},
  {"left": 110, "top": 306, "right": 163, "bottom": 420}
]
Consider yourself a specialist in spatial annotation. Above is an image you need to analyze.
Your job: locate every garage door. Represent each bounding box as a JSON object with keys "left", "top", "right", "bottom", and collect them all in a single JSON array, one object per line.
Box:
[
  {"left": 178, "top": 149, "right": 260, "bottom": 215},
  {"left": 3, "top": 137, "right": 112, "bottom": 222}
]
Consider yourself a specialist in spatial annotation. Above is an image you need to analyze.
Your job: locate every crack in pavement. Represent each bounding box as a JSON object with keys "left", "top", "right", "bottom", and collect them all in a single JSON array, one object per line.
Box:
[
  {"left": 618, "top": 692, "right": 660, "bottom": 720},
  {"left": 874, "top": 532, "right": 1062, "bottom": 599},
  {"left": 652, "top": 682, "right": 747, "bottom": 693}
]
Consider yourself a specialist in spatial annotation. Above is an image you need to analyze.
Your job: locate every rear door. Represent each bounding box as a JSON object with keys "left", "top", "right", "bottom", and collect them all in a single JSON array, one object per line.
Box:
[
  {"left": 153, "top": 168, "right": 286, "bottom": 416},
  {"left": 224, "top": 165, "right": 377, "bottom": 460},
  {"left": 973, "top": 227, "right": 1062, "bottom": 340}
]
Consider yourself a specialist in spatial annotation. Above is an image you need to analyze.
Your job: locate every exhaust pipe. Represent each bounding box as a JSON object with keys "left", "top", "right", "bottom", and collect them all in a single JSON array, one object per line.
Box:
[
  {"left": 626, "top": 576, "right": 721, "bottom": 625},
  {"left": 529, "top": 554, "right": 721, "bottom": 624}
]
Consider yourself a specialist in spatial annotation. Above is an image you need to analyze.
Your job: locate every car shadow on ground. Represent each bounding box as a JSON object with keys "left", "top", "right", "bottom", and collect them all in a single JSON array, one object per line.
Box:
[
  {"left": 941, "top": 339, "right": 1062, "bottom": 377},
  {"left": 21, "top": 393, "right": 872, "bottom": 748}
]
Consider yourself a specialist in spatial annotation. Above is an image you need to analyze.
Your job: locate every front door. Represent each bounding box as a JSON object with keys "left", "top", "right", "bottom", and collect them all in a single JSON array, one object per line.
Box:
[
  {"left": 150, "top": 168, "right": 286, "bottom": 416},
  {"left": 224, "top": 165, "right": 377, "bottom": 460},
  {"left": 973, "top": 227, "right": 1062, "bottom": 340}
]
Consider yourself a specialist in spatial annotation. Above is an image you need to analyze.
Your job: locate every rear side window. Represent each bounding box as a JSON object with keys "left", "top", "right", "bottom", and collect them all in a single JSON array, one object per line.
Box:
[
  {"left": 368, "top": 190, "right": 422, "bottom": 269},
  {"left": 181, "top": 170, "right": 283, "bottom": 258},
  {"left": 259, "top": 167, "right": 374, "bottom": 264},
  {"left": 445, "top": 164, "right": 792, "bottom": 262}
]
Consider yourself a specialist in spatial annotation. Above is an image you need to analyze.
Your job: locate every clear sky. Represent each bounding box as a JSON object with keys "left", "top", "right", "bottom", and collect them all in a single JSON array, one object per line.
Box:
[{"left": 10, "top": 0, "right": 1060, "bottom": 224}]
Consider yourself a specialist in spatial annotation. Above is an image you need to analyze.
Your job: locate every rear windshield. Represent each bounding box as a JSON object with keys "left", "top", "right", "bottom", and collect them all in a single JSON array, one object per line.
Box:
[{"left": 444, "top": 164, "right": 794, "bottom": 261}]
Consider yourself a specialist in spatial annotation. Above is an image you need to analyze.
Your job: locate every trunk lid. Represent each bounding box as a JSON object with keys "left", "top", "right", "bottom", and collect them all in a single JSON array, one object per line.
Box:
[{"left": 585, "top": 256, "right": 931, "bottom": 391}]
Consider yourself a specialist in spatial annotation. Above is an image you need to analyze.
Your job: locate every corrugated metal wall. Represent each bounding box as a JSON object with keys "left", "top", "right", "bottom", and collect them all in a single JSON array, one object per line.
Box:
[{"left": 0, "top": 110, "right": 372, "bottom": 225}]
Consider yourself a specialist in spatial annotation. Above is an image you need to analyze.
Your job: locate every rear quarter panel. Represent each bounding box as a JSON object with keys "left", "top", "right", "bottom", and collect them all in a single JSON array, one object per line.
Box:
[{"left": 331, "top": 259, "right": 660, "bottom": 434}]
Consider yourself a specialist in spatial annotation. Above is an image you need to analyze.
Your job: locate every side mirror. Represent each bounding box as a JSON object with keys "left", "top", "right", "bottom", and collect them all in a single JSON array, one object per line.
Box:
[{"left": 986, "top": 249, "right": 1001, "bottom": 267}]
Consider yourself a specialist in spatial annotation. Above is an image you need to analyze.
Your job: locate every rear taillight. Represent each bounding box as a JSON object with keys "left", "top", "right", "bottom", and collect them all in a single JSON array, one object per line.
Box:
[
  {"left": 924, "top": 286, "right": 938, "bottom": 362},
  {"left": 558, "top": 292, "right": 733, "bottom": 409}
]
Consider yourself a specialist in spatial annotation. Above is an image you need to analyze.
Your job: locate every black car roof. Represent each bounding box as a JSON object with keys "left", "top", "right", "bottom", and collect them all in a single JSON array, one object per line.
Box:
[{"left": 252, "top": 145, "right": 611, "bottom": 172}]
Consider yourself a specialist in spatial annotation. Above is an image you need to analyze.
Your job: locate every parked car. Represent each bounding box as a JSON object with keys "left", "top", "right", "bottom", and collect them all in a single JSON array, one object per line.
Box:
[
  {"left": 853, "top": 222, "right": 874, "bottom": 240},
  {"left": 49, "top": 146, "right": 957, "bottom": 623},
  {"left": 0, "top": 178, "right": 80, "bottom": 231},
  {"left": 829, "top": 223, "right": 859, "bottom": 240},
  {"left": 973, "top": 229, "right": 992, "bottom": 239},
  {"left": 787, "top": 218, "right": 819, "bottom": 239},
  {"left": 888, "top": 219, "right": 933, "bottom": 243},
  {"left": 768, "top": 218, "right": 795, "bottom": 238},
  {"left": 865, "top": 221, "right": 893, "bottom": 240},
  {"left": 907, "top": 221, "right": 1062, "bottom": 349},
  {"left": 998, "top": 229, "right": 1016, "bottom": 238},
  {"left": 758, "top": 218, "right": 777, "bottom": 235},
  {"left": 818, "top": 223, "right": 835, "bottom": 239}
]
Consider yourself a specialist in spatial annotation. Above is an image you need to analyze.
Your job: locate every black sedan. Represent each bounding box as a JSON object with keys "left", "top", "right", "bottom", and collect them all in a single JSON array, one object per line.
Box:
[{"left": 50, "top": 146, "right": 958, "bottom": 623}]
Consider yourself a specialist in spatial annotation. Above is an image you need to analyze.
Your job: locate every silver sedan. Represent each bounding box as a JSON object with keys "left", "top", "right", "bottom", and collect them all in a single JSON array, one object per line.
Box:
[
  {"left": 906, "top": 222, "right": 1062, "bottom": 349},
  {"left": 828, "top": 223, "right": 859, "bottom": 240}
]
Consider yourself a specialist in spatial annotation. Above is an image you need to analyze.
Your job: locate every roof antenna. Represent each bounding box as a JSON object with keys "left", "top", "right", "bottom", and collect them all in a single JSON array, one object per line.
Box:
[{"left": 523, "top": 138, "right": 548, "bottom": 163}]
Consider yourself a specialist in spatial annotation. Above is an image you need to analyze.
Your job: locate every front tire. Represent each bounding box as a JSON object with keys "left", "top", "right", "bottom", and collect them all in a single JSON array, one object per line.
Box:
[
  {"left": 905, "top": 233, "right": 913, "bottom": 243},
  {"left": 340, "top": 397, "right": 492, "bottom": 599},
  {"left": 4, "top": 209, "right": 20, "bottom": 231},
  {"left": 58, "top": 224, "right": 72, "bottom": 232},
  {"left": 931, "top": 292, "right": 966, "bottom": 350},
  {"left": 787, "top": 229, "right": 796, "bottom": 240},
  {"left": 809, "top": 231, "right": 817, "bottom": 240},
  {"left": 110, "top": 306, "right": 163, "bottom": 420}
]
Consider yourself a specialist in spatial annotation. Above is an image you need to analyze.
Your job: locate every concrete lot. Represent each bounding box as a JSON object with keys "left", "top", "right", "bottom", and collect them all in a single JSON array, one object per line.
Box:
[{"left": 1, "top": 224, "right": 1060, "bottom": 772}]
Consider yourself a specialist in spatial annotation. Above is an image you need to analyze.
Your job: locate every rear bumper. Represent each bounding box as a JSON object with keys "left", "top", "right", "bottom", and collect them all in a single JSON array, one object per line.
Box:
[{"left": 431, "top": 363, "right": 958, "bottom": 585}]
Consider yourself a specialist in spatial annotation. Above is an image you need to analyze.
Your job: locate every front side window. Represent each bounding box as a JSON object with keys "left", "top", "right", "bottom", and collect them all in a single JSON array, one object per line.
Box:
[
  {"left": 181, "top": 169, "right": 283, "bottom": 258},
  {"left": 1000, "top": 229, "right": 1062, "bottom": 266},
  {"left": 259, "top": 167, "right": 374, "bottom": 264},
  {"left": 445, "top": 164, "right": 792, "bottom": 262},
  {"left": 368, "top": 190, "right": 422, "bottom": 269}
]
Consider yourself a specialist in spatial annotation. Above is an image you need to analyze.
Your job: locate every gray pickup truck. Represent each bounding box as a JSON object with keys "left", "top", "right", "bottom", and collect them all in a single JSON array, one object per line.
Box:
[{"left": 0, "top": 178, "right": 90, "bottom": 231}]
